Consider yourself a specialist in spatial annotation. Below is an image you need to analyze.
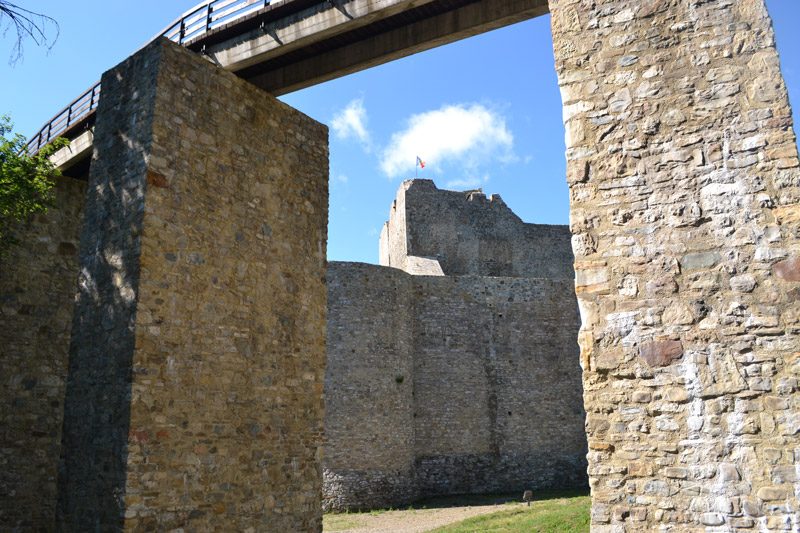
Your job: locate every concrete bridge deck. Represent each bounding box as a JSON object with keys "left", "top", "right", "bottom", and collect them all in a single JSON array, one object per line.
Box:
[{"left": 40, "top": 0, "right": 548, "bottom": 172}]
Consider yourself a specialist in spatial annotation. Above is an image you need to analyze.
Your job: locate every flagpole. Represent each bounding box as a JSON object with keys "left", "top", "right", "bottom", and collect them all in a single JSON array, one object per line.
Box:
[{"left": 415, "top": 157, "right": 418, "bottom": 179}]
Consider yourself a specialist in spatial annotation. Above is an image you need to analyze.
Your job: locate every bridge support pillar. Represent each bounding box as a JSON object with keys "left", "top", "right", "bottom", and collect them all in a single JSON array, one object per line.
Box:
[
  {"left": 56, "top": 37, "right": 328, "bottom": 531},
  {"left": 549, "top": 0, "right": 800, "bottom": 530}
]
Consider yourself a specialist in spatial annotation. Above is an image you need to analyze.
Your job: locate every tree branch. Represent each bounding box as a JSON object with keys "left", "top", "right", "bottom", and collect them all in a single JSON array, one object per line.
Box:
[{"left": 0, "top": 2, "right": 59, "bottom": 65}]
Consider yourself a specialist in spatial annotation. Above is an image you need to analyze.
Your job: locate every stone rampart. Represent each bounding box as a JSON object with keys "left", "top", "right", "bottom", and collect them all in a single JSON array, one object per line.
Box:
[
  {"left": 412, "top": 274, "right": 586, "bottom": 496},
  {"left": 380, "top": 179, "right": 574, "bottom": 278},
  {"left": 324, "top": 262, "right": 416, "bottom": 511},
  {"left": 0, "top": 175, "right": 86, "bottom": 531},
  {"left": 325, "top": 181, "right": 586, "bottom": 511}
]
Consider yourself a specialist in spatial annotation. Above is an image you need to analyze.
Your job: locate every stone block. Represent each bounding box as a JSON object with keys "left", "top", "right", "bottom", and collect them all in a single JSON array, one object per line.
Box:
[
  {"left": 772, "top": 258, "right": 800, "bottom": 281},
  {"left": 681, "top": 252, "right": 721, "bottom": 271},
  {"left": 773, "top": 204, "right": 800, "bottom": 224},
  {"left": 700, "top": 512, "right": 725, "bottom": 526},
  {"left": 718, "top": 463, "right": 741, "bottom": 482},
  {"left": 575, "top": 263, "right": 611, "bottom": 294},
  {"left": 756, "top": 487, "right": 790, "bottom": 501},
  {"left": 770, "top": 466, "right": 798, "bottom": 484},
  {"left": 663, "top": 387, "right": 689, "bottom": 403},
  {"left": 730, "top": 274, "right": 757, "bottom": 292},
  {"left": 639, "top": 339, "right": 683, "bottom": 367}
]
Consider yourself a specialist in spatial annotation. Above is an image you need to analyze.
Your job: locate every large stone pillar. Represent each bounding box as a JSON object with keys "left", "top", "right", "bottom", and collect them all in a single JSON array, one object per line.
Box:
[
  {"left": 56, "top": 38, "right": 328, "bottom": 531},
  {"left": 0, "top": 176, "right": 86, "bottom": 531},
  {"left": 550, "top": 0, "right": 799, "bottom": 530}
]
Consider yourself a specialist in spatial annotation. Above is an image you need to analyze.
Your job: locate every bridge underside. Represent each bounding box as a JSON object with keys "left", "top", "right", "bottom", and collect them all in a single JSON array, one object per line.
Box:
[
  {"left": 227, "top": 0, "right": 550, "bottom": 95},
  {"left": 52, "top": 0, "right": 548, "bottom": 173}
]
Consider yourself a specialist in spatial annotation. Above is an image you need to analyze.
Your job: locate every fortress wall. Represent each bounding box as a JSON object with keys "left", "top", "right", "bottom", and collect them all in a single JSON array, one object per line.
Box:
[
  {"left": 412, "top": 276, "right": 586, "bottom": 495},
  {"left": 0, "top": 175, "right": 86, "bottom": 531},
  {"left": 550, "top": 0, "right": 800, "bottom": 529},
  {"left": 379, "top": 188, "right": 409, "bottom": 270},
  {"left": 323, "top": 262, "right": 416, "bottom": 511},
  {"left": 382, "top": 179, "right": 574, "bottom": 278},
  {"left": 324, "top": 263, "right": 587, "bottom": 510},
  {"left": 56, "top": 38, "right": 328, "bottom": 531}
]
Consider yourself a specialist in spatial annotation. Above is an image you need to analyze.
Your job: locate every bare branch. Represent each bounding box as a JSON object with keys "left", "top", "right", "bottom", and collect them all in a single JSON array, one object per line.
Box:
[{"left": 0, "top": 2, "right": 60, "bottom": 66}]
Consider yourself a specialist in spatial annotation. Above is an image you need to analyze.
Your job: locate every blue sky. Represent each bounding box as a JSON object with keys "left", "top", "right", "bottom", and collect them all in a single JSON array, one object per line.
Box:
[{"left": 2, "top": 1, "right": 800, "bottom": 263}]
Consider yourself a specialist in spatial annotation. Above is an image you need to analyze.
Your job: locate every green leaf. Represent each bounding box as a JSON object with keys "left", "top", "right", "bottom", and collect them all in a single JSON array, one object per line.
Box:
[{"left": 0, "top": 114, "right": 69, "bottom": 256}]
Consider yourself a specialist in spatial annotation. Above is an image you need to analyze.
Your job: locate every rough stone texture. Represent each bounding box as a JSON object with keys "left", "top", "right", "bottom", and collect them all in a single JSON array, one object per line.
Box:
[
  {"left": 0, "top": 175, "right": 86, "bottom": 532},
  {"left": 325, "top": 182, "right": 586, "bottom": 511},
  {"left": 56, "top": 38, "right": 328, "bottom": 531},
  {"left": 324, "top": 262, "right": 416, "bottom": 512},
  {"left": 550, "top": 0, "right": 800, "bottom": 530},
  {"left": 380, "top": 179, "right": 574, "bottom": 278}
]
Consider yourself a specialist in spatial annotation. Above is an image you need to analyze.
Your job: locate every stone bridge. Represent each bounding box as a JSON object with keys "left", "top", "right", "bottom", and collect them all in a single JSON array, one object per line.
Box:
[{"left": 2, "top": 0, "right": 798, "bottom": 531}]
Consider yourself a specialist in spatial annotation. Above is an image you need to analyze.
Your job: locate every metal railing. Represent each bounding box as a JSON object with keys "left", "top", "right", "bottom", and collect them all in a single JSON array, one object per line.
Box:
[{"left": 27, "top": 0, "right": 276, "bottom": 153}]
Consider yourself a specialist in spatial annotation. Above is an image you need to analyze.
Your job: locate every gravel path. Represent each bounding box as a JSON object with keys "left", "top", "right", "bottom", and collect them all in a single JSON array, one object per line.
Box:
[{"left": 324, "top": 501, "right": 526, "bottom": 532}]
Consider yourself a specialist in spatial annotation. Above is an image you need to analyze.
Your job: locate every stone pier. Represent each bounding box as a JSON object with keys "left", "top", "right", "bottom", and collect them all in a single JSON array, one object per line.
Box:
[
  {"left": 549, "top": 0, "right": 800, "bottom": 530},
  {"left": 55, "top": 38, "right": 328, "bottom": 531}
]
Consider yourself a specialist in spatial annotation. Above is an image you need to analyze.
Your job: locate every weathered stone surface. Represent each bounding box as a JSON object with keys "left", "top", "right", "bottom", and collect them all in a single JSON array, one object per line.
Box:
[
  {"left": 730, "top": 274, "right": 757, "bottom": 292},
  {"left": 701, "top": 513, "right": 725, "bottom": 526},
  {"left": 719, "top": 463, "right": 741, "bottom": 482},
  {"left": 770, "top": 466, "right": 798, "bottom": 484},
  {"left": 576, "top": 264, "right": 611, "bottom": 294},
  {"left": 380, "top": 179, "right": 573, "bottom": 279},
  {"left": 772, "top": 258, "right": 800, "bottom": 281},
  {"left": 56, "top": 38, "right": 328, "bottom": 531},
  {"left": 663, "top": 387, "right": 689, "bottom": 403},
  {"left": 638, "top": 339, "right": 683, "bottom": 367},
  {"left": 325, "top": 183, "right": 586, "bottom": 511},
  {"left": 773, "top": 204, "right": 800, "bottom": 224},
  {"left": 757, "top": 487, "right": 790, "bottom": 501},
  {"left": 681, "top": 252, "right": 721, "bottom": 271},
  {"left": 551, "top": 0, "right": 800, "bottom": 529},
  {"left": 0, "top": 176, "right": 86, "bottom": 531}
]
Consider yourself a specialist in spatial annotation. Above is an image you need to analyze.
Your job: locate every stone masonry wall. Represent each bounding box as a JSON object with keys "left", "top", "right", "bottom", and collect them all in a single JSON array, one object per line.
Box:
[
  {"left": 324, "top": 264, "right": 586, "bottom": 510},
  {"left": 380, "top": 179, "right": 574, "bottom": 278},
  {"left": 324, "top": 262, "right": 416, "bottom": 511},
  {"left": 326, "top": 181, "right": 586, "bottom": 511},
  {"left": 57, "top": 38, "right": 328, "bottom": 531},
  {"left": 412, "top": 275, "right": 586, "bottom": 496},
  {"left": 550, "top": 0, "right": 800, "bottom": 530},
  {"left": 0, "top": 175, "right": 86, "bottom": 532}
]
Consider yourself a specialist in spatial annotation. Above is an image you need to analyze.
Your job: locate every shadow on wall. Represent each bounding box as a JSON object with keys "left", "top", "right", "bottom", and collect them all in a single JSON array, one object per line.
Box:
[{"left": 56, "top": 46, "right": 154, "bottom": 529}]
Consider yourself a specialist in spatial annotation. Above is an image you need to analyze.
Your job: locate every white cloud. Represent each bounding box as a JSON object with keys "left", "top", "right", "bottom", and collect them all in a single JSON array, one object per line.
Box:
[
  {"left": 380, "top": 104, "right": 514, "bottom": 179},
  {"left": 331, "top": 98, "right": 371, "bottom": 151}
]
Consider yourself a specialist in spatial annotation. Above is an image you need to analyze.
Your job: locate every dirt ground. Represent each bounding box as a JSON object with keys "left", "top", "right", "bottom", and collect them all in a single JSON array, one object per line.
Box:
[{"left": 323, "top": 494, "right": 526, "bottom": 533}]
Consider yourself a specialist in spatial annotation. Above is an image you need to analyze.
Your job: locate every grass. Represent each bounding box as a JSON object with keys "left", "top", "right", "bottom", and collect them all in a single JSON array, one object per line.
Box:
[
  {"left": 322, "top": 488, "right": 590, "bottom": 533},
  {"left": 428, "top": 488, "right": 590, "bottom": 533},
  {"left": 323, "top": 512, "right": 365, "bottom": 531}
]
